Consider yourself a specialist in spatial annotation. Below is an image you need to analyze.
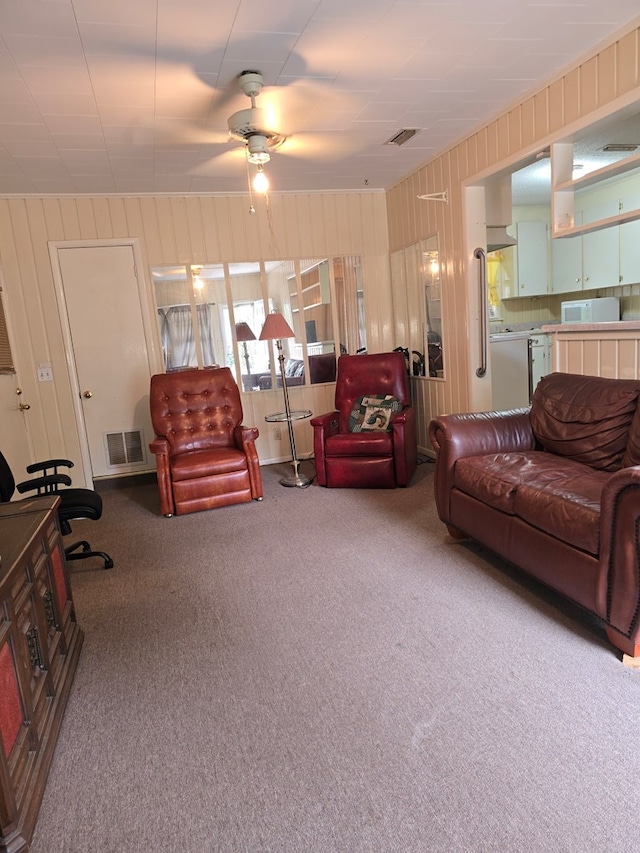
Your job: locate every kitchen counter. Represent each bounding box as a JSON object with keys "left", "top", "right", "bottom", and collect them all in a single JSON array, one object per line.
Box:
[
  {"left": 541, "top": 320, "right": 640, "bottom": 379},
  {"left": 541, "top": 320, "right": 640, "bottom": 334}
]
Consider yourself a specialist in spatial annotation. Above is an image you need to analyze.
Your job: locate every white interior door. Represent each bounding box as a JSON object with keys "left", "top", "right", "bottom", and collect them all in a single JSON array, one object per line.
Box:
[
  {"left": 0, "top": 374, "right": 33, "bottom": 479},
  {"left": 0, "top": 273, "right": 34, "bottom": 481},
  {"left": 56, "top": 245, "right": 154, "bottom": 479}
]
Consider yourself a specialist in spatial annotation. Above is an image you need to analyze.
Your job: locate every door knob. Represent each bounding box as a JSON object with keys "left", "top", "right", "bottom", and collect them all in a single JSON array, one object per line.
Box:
[
  {"left": 83, "top": 390, "right": 93, "bottom": 398},
  {"left": 18, "top": 402, "right": 31, "bottom": 411}
]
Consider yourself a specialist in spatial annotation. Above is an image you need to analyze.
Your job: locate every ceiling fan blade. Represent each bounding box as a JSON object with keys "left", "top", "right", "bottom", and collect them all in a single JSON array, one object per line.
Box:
[
  {"left": 133, "top": 117, "right": 229, "bottom": 147},
  {"left": 192, "top": 147, "right": 247, "bottom": 176},
  {"left": 278, "top": 132, "right": 363, "bottom": 161},
  {"left": 259, "top": 80, "right": 357, "bottom": 136}
]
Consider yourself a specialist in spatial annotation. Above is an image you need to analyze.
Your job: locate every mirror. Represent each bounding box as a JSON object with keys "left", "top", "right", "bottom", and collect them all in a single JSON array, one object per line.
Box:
[
  {"left": 152, "top": 255, "right": 363, "bottom": 388},
  {"left": 228, "top": 262, "right": 269, "bottom": 390},
  {"left": 390, "top": 238, "right": 444, "bottom": 379},
  {"left": 421, "top": 236, "right": 444, "bottom": 378},
  {"left": 153, "top": 264, "right": 226, "bottom": 371}
]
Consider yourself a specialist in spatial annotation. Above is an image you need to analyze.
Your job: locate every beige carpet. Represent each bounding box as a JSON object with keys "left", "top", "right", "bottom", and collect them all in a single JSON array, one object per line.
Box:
[{"left": 29, "top": 460, "right": 640, "bottom": 852}]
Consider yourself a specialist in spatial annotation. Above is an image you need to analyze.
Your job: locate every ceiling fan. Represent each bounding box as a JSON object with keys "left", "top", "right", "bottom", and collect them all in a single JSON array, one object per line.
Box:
[
  {"left": 187, "top": 69, "right": 360, "bottom": 185},
  {"left": 226, "top": 70, "right": 287, "bottom": 166}
]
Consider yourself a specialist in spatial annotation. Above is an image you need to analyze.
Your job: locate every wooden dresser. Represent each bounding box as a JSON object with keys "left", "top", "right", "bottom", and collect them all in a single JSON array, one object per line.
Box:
[{"left": 0, "top": 497, "right": 83, "bottom": 853}]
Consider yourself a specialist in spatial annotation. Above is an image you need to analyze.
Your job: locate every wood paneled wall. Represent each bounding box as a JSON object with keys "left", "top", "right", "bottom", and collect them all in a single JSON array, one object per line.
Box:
[
  {"left": 0, "top": 191, "right": 391, "bottom": 468},
  {"left": 551, "top": 326, "right": 640, "bottom": 379},
  {"left": 386, "top": 24, "right": 640, "bottom": 449},
  {"left": 3, "top": 25, "right": 640, "bottom": 471}
]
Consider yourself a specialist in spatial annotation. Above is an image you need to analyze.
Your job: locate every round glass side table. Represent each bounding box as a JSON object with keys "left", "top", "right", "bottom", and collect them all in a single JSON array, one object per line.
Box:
[{"left": 265, "top": 408, "right": 313, "bottom": 487}]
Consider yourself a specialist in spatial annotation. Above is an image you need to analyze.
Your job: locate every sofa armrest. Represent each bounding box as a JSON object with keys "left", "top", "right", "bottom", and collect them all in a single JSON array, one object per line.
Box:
[
  {"left": 599, "top": 466, "right": 640, "bottom": 653},
  {"left": 149, "top": 436, "right": 174, "bottom": 516},
  {"left": 310, "top": 411, "right": 340, "bottom": 486},
  {"left": 234, "top": 425, "right": 263, "bottom": 499},
  {"left": 428, "top": 408, "right": 535, "bottom": 527}
]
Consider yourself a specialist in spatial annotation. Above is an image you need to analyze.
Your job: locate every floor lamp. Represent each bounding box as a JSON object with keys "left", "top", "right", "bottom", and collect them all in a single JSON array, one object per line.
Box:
[
  {"left": 235, "top": 321, "right": 256, "bottom": 378},
  {"left": 259, "top": 312, "right": 312, "bottom": 488}
]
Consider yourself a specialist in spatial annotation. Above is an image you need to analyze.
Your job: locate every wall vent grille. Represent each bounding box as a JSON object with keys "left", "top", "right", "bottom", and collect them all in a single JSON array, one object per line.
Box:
[{"left": 104, "top": 430, "right": 145, "bottom": 468}]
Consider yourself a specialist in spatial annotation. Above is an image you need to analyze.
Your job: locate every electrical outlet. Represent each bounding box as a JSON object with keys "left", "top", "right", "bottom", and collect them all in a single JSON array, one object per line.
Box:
[{"left": 273, "top": 427, "right": 282, "bottom": 441}]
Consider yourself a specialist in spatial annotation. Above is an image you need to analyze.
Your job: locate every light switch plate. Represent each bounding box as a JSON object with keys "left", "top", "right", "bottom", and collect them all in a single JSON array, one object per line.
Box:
[{"left": 37, "top": 362, "right": 53, "bottom": 382}]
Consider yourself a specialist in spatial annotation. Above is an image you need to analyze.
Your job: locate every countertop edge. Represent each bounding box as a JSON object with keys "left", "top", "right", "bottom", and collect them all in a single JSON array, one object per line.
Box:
[{"left": 541, "top": 320, "right": 640, "bottom": 333}]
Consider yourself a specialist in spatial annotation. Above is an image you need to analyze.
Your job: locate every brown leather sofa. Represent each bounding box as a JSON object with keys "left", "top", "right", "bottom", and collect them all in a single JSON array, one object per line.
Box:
[{"left": 429, "top": 372, "right": 640, "bottom": 659}]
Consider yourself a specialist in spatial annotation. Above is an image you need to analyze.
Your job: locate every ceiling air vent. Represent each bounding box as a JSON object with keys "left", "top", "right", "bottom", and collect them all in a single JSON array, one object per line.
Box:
[
  {"left": 385, "top": 129, "right": 419, "bottom": 146},
  {"left": 601, "top": 143, "right": 639, "bottom": 152}
]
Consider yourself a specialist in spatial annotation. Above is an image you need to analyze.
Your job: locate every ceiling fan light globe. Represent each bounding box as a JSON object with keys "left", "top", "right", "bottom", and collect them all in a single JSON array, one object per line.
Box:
[
  {"left": 253, "top": 168, "right": 269, "bottom": 194},
  {"left": 246, "top": 134, "right": 271, "bottom": 164}
]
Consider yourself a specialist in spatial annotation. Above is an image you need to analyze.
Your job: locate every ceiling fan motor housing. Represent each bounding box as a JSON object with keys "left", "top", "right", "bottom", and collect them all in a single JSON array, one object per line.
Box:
[
  {"left": 237, "top": 71, "right": 264, "bottom": 99},
  {"left": 227, "top": 70, "right": 287, "bottom": 157}
]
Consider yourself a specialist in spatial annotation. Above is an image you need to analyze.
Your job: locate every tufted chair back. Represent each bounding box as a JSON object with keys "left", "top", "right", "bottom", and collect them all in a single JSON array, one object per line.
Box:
[
  {"left": 150, "top": 367, "right": 243, "bottom": 456},
  {"left": 149, "top": 367, "right": 263, "bottom": 516}
]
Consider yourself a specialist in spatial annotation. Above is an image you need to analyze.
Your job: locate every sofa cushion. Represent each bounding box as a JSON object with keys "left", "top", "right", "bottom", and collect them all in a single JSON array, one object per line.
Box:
[
  {"left": 325, "top": 431, "right": 394, "bottom": 457},
  {"left": 530, "top": 372, "right": 640, "bottom": 471},
  {"left": 454, "top": 450, "right": 608, "bottom": 554},
  {"left": 513, "top": 472, "right": 606, "bottom": 555}
]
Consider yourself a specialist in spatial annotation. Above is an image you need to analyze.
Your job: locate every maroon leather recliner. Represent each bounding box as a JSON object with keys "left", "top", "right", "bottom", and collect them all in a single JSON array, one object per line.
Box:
[
  {"left": 149, "top": 367, "right": 263, "bottom": 516},
  {"left": 311, "top": 352, "right": 418, "bottom": 488}
]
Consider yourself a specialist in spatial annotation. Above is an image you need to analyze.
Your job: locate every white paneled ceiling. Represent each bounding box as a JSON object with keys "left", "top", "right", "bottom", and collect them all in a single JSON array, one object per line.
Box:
[{"left": 0, "top": 0, "right": 639, "bottom": 195}]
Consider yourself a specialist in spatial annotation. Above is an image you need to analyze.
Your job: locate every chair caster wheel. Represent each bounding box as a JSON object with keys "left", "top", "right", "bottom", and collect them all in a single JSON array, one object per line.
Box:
[{"left": 164, "top": 513, "right": 173, "bottom": 518}]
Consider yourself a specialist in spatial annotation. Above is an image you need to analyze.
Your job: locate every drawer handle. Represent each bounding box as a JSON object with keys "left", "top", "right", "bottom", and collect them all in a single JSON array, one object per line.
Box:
[
  {"left": 26, "top": 627, "right": 46, "bottom": 670},
  {"left": 44, "top": 590, "right": 59, "bottom": 630}
]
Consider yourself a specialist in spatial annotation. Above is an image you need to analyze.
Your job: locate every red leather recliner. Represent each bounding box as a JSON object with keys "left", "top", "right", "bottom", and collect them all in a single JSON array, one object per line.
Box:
[
  {"left": 311, "top": 352, "right": 418, "bottom": 488},
  {"left": 149, "top": 367, "right": 263, "bottom": 516}
]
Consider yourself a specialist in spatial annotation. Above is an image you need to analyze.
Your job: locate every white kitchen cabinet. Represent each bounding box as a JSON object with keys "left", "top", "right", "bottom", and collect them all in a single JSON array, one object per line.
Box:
[
  {"left": 619, "top": 190, "right": 640, "bottom": 285},
  {"left": 551, "top": 232, "right": 583, "bottom": 293},
  {"left": 581, "top": 200, "right": 621, "bottom": 290},
  {"left": 515, "top": 220, "right": 549, "bottom": 296},
  {"left": 551, "top": 202, "right": 621, "bottom": 293}
]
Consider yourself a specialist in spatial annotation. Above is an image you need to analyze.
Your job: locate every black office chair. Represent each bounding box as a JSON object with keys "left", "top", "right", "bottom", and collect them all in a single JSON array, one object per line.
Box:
[{"left": 0, "top": 450, "right": 113, "bottom": 569}]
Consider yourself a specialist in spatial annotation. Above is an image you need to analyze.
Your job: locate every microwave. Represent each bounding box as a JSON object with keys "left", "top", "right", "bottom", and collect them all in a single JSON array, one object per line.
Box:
[{"left": 561, "top": 296, "right": 620, "bottom": 324}]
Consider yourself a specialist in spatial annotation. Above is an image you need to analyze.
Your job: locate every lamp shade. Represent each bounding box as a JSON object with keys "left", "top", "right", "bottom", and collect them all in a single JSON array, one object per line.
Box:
[
  {"left": 259, "top": 312, "right": 295, "bottom": 341},
  {"left": 235, "top": 322, "right": 256, "bottom": 342}
]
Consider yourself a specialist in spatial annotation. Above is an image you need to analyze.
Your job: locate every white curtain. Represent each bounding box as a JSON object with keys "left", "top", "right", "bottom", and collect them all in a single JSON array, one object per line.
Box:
[{"left": 159, "top": 305, "right": 215, "bottom": 370}]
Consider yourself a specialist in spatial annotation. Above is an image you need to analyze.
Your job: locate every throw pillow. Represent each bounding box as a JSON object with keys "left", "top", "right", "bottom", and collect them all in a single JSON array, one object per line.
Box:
[
  {"left": 349, "top": 395, "right": 402, "bottom": 432},
  {"left": 530, "top": 372, "right": 640, "bottom": 471}
]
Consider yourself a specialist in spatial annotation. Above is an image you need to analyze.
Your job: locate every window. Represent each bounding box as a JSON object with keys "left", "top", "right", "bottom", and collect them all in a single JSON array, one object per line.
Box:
[{"left": 0, "top": 287, "right": 15, "bottom": 375}]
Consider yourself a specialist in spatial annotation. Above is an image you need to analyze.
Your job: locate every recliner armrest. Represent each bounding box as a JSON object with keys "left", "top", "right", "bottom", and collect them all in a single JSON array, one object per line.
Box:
[
  {"left": 234, "top": 425, "right": 263, "bottom": 499},
  {"left": 391, "top": 405, "right": 417, "bottom": 486},
  {"left": 310, "top": 411, "right": 340, "bottom": 486},
  {"left": 149, "top": 437, "right": 173, "bottom": 515},
  {"left": 149, "top": 437, "right": 169, "bottom": 456}
]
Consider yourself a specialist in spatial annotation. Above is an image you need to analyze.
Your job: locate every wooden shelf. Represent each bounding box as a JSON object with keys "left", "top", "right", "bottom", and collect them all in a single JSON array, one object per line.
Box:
[{"left": 552, "top": 142, "right": 640, "bottom": 237}]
